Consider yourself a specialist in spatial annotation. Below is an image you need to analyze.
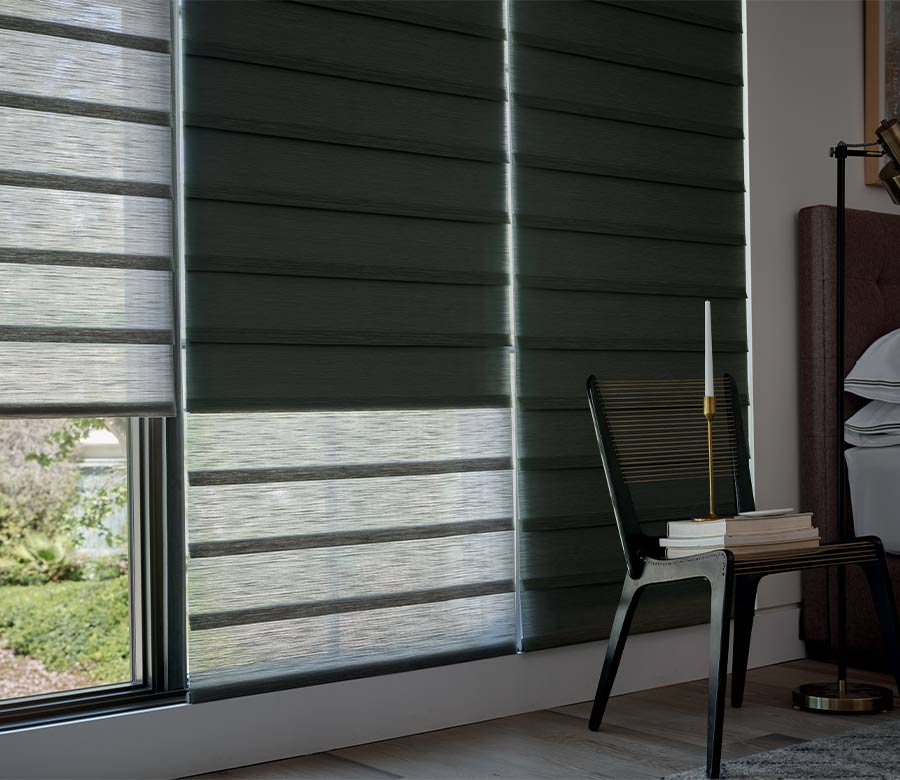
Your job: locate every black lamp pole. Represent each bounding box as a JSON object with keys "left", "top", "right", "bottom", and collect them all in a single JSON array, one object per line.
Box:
[
  {"left": 835, "top": 142, "right": 849, "bottom": 690},
  {"left": 792, "top": 141, "right": 893, "bottom": 713}
]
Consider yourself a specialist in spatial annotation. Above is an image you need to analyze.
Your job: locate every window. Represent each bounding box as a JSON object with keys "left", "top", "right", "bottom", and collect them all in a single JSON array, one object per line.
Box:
[
  {"left": 0, "top": 418, "right": 184, "bottom": 728},
  {"left": 181, "top": 0, "right": 747, "bottom": 698}
]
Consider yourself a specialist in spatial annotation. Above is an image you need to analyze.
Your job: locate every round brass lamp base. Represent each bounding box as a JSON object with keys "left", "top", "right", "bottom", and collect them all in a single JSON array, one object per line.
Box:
[{"left": 792, "top": 681, "right": 894, "bottom": 713}]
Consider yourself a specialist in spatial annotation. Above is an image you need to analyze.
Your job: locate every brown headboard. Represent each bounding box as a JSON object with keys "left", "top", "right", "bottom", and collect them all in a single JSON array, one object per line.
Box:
[{"left": 799, "top": 204, "right": 900, "bottom": 664}]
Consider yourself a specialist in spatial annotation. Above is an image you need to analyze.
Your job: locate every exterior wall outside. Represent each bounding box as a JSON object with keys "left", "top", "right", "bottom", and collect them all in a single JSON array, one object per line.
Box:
[{"left": 77, "top": 429, "right": 127, "bottom": 555}]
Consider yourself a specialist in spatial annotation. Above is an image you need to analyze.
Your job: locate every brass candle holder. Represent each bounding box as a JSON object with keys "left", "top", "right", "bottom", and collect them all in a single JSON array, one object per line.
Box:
[{"left": 693, "top": 395, "right": 717, "bottom": 522}]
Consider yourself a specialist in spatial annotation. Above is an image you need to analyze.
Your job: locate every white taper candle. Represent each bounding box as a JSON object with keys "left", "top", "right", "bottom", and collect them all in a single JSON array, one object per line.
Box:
[{"left": 704, "top": 300, "right": 714, "bottom": 397}]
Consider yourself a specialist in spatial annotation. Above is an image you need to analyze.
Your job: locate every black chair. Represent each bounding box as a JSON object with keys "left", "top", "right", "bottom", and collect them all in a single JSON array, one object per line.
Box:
[{"left": 586, "top": 373, "right": 900, "bottom": 779}]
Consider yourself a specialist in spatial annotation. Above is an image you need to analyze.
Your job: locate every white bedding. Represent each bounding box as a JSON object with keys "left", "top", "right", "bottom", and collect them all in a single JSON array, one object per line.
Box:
[{"left": 845, "top": 444, "right": 900, "bottom": 554}]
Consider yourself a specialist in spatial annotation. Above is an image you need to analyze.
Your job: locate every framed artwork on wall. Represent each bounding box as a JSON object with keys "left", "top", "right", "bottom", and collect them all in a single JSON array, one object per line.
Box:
[{"left": 866, "top": 0, "right": 900, "bottom": 184}]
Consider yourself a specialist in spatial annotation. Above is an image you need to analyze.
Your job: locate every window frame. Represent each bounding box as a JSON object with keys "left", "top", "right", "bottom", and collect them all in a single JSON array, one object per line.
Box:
[{"left": 0, "top": 418, "right": 187, "bottom": 732}]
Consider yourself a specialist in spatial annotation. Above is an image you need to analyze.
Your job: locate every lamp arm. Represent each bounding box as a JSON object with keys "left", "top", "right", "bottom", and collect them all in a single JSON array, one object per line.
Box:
[{"left": 829, "top": 146, "right": 883, "bottom": 159}]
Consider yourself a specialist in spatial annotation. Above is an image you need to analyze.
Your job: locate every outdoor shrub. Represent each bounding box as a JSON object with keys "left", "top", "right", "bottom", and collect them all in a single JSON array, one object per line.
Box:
[
  {"left": 0, "top": 578, "right": 130, "bottom": 683},
  {"left": 81, "top": 555, "right": 128, "bottom": 581},
  {"left": 8, "top": 531, "right": 81, "bottom": 583},
  {"left": 0, "top": 558, "right": 46, "bottom": 587}
]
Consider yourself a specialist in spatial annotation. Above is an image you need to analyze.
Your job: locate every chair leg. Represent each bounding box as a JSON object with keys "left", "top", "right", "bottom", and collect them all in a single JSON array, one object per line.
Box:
[
  {"left": 861, "top": 549, "right": 900, "bottom": 695},
  {"left": 588, "top": 577, "right": 643, "bottom": 731},
  {"left": 707, "top": 567, "right": 734, "bottom": 780},
  {"left": 730, "top": 575, "right": 760, "bottom": 708}
]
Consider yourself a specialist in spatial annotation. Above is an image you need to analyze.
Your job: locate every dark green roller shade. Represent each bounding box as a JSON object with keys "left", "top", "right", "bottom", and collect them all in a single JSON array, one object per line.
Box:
[
  {"left": 183, "top": 0, "right": 514, "bottom": 702},
  {"left": 509, "top": 0, "right": 747, "bottom": 650}
]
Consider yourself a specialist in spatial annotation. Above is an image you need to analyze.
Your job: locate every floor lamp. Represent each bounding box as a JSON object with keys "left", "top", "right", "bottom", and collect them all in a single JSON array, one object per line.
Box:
[{"left": 793, "top": 119, "right": 900, "bottom": 713}]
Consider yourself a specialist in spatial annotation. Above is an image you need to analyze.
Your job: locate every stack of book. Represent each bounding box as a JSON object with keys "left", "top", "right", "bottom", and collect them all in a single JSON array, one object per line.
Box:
[{"left": 660, "top": 510, "right": 819, "bottom": 558}]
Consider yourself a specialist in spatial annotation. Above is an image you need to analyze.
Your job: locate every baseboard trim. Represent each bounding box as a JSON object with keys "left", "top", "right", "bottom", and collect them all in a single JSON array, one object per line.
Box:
[{"left": 0, "top": 603, "right": 803, "bottom": 779}]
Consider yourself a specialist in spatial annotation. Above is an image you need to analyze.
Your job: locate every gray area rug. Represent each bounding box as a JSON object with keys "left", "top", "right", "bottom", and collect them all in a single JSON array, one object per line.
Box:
[{"left": 661, "top": 718, "right": 900, "bottom": 779}]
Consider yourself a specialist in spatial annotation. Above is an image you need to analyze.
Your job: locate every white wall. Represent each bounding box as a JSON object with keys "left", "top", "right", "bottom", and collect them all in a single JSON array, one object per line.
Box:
[{"left": 746, "top": 0, "right": 893, "bottom": 611}]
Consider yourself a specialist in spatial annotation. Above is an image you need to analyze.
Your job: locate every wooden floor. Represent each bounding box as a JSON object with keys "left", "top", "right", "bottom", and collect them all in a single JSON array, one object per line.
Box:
[{"left": 194, "top": 660, "right": 900, "bottom": 779}]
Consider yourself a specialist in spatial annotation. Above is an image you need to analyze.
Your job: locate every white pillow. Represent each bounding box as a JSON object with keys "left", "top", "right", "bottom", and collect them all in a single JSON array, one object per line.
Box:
[
  {"left": 845, "top": 328, "right": 900, "bottom": 402},
  {"left": 845, "top": 399, "right": 900, "bottom": 446}
]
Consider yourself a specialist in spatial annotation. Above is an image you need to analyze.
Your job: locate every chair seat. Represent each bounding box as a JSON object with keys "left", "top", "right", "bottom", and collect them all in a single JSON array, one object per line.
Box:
[
  {"left": 731, "top": 539, "right": 879, "bottom": 576},
  {"left": 643, "top": 539, "right": 881, "bottom": 578}
]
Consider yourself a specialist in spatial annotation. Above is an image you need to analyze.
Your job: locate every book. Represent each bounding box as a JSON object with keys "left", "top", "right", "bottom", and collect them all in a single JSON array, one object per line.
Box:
[
  {"left": 737, "top": 508, "right": 796, "bottom": 518},
  {"left": 659, "top": 528, "right": 819, "bottom": 548},
  {"left": 664, "top": 537, "right": 820, "bottom": 559},
  {"left": 666, "top": 512, "right": 813, "bottom": 538}
]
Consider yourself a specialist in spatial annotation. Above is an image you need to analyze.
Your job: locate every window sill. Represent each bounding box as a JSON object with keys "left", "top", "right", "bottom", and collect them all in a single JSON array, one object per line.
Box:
[{"left": 0, "top": 686, "right": 188, "bottom": 733}]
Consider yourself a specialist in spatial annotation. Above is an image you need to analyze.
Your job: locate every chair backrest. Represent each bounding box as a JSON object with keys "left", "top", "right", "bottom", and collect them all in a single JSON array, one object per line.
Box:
[{"left": 586, "top": 374, "right": 754, "bottom": 578}]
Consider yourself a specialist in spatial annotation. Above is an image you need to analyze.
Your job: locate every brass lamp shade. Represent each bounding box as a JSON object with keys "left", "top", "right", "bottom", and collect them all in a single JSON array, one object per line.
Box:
[
  {"left": 877, "top": 119, "right": 900, "bottom": 204},
  {"left": 879, "top": 160, "right": 900, "bottom": 205}
]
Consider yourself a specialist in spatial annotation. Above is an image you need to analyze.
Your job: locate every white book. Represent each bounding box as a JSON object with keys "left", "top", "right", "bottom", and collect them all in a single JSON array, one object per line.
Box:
[
  {"left": 738, "top": 508, "right": 796, "bottom": 518},
  {"left": 660, "top": 528, "right": 819, "bottom": 548},
  {"left": 664, "top": 537, "right": 820, "bottom": 559},
  {"left": 667, "top": 512, "right": 813, "bottom": 539}
]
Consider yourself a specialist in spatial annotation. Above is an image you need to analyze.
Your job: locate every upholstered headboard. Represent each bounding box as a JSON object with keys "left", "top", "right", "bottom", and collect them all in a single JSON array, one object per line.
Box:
[{"left": 799, "top": 204, "right": 900, "bottom": 662}]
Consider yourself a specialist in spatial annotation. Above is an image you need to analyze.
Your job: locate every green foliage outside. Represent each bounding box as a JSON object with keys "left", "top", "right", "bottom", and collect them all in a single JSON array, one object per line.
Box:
[
  {"left": 0, "top": 532, "right": 80, "bottom": 586},
  {"left": 0, "top": 420, "right": 79, "bottom": 545},
  {"left": 23, "top": 417, "right": 128, "bottom": 549},
  {"left": 0, "top": 578, "right": 131, "bottom": 684}
]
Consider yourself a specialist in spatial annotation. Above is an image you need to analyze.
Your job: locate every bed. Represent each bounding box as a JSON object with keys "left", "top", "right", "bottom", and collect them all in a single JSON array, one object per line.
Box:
[
  {"left": 845, "top": 446, "right": 900, "bottom": 554},
  {"left": 799, "top": 204, "right": 900, "bottom": 668}
]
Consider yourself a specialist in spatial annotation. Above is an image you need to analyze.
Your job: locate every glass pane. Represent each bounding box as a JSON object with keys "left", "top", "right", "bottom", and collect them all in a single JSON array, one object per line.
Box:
[{"left": 0, "top": 418, "right": 134, "bottom": 701}]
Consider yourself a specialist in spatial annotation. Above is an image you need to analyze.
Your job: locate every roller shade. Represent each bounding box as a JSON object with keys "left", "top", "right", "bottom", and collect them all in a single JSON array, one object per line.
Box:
[
  {"left": 509, "top": 0, "right": 748, "bottom": 650},
  {"left": 0, "top": 0, "right": 175, "bottom": 417},
  {"left": 182, "top": 0, "right": 514, "bottom": 701}
]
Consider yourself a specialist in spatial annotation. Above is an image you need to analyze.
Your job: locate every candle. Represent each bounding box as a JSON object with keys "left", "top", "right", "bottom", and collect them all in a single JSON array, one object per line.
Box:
[{"left": 704, "top": 300, "right": 714, "bottom": 397}]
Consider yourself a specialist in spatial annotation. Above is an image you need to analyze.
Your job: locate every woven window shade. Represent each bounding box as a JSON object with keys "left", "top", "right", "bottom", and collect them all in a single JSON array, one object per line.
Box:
[
  {"left": 182, "top": 0, "right": 514, "bottom": 702},
  {"left": 0, "top": 1, "right": 175, "bottom": 416},
  {"left": 509, "top": 0, "right": 748, "bottom": 650}
]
